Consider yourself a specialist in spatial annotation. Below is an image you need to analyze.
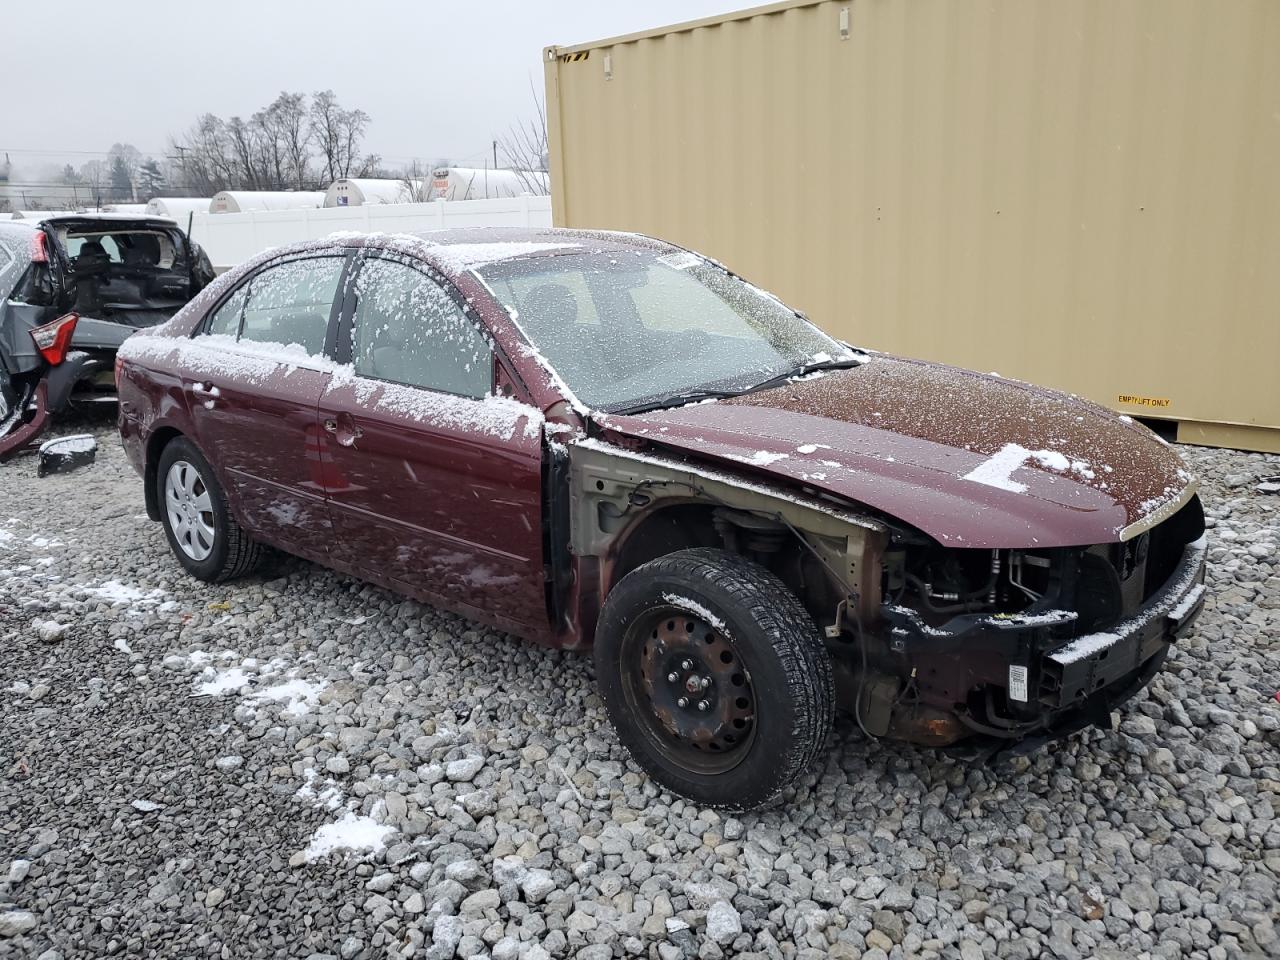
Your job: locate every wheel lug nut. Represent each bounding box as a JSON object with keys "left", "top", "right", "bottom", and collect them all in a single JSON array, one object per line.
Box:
[
  {"left": 697, "top": 700, "right": 710, "bottom": 712},
  {"left": 677, "top": 697, "right": 689, "bottom": 708},
  {"left": 700, "top": 677, "right": 710, "bottom": 690},
  {"left": 681, "top": 659, "right": 693, "bottom": 670},
  {"left": 667, "top": 672, "right": 678, "bottom": 683}
]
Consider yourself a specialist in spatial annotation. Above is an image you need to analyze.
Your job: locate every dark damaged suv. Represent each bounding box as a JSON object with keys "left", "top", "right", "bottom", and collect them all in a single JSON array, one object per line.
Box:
[
  {"left": 116, "top": 228, "right": 1206, "bottom": 809},
  {"left": 0, "top": 214, "right": 213, "bottom": 452}
]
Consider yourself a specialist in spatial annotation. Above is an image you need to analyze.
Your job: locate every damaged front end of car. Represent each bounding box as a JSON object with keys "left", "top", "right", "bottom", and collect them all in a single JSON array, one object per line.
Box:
[
  {"left": 569, "top": 436, "right": 1207, "bottom": 755},
  {"left": 860, "top": 488, "right": 1206, "bottom": 751}
]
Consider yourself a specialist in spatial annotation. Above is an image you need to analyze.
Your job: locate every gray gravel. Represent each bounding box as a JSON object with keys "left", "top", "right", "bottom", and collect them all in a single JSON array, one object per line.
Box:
[{"left": 2, "top": 418, "right": 1278, "bottom": 960}]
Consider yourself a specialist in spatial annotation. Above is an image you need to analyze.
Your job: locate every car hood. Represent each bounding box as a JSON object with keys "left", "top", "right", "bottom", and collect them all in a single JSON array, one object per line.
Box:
[{"left": 598, "top": 356, "right": 1194, "bottom": 548}]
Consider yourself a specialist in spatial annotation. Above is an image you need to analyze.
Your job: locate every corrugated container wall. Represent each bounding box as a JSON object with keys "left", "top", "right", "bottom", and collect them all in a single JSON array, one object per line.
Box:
[{"left": 545, "top": 0, "right": 1280, "bottom": 452}]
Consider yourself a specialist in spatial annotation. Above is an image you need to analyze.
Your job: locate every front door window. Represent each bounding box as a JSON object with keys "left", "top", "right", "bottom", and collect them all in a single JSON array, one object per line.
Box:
[{"left": 350, "top": 257, "right": 492, "bottom": 397}]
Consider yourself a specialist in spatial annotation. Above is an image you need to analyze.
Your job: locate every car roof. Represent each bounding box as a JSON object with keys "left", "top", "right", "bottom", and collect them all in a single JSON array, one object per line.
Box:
[
  {"left": 318, "top": 226, "right": 676, "bottom": 277},
  {"left": 0, "top": 221, "right": 36, "bottom": 240}
]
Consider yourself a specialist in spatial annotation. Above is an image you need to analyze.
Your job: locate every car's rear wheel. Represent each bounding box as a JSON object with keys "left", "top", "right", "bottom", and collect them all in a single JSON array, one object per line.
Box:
[
  {"left": 594, "top": 548, "right": 834, "bottom": 810},
  {"left": 156, "top": 436, "right": 262, "bottom": 582}
]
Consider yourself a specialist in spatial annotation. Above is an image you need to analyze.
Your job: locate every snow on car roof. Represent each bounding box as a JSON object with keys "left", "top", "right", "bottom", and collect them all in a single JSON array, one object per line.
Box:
[{"left": 299, "top": 227, "right": 673, "bottom": 276}]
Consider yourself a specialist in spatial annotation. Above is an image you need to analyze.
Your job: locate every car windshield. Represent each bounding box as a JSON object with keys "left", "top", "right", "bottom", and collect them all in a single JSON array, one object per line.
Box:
[{"left": 475, "top": 249, "right": 854, "bottom": 412}]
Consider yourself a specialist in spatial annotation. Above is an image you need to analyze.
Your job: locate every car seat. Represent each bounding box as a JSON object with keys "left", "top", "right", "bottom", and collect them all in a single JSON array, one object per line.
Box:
[
  {"left": 72, "top": 240, "right": 111, "bottom": 314},
  {"left": 369, "top": 289, "right": 417, "bottom": 384},
  {"left": 520, "top": 283, "right": 607, "bottom": 386}
]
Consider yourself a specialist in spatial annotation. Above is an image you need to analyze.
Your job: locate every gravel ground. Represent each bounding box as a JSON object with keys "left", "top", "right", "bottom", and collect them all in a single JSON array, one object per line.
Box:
[{"left": 1, "top": 418, "right": 1278, "bottom": 960}]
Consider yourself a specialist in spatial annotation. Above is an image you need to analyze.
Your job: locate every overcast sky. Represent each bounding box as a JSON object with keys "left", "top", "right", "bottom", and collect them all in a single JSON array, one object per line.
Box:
[{"left": 2, "top": 0, "right": 745, "bottom": 175}]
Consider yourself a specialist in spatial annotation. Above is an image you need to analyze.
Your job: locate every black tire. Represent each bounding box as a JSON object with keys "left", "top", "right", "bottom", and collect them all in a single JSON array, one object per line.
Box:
[
  {"left": 594, "top": 547, "right": 834, "bottom": 810},
  {"left": 155, "top": 436, "right": 262, "bottom": 583}
]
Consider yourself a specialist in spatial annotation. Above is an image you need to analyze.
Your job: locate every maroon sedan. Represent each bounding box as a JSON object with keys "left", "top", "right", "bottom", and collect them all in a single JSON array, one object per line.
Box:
[{"left": 117, "top": 228, "right": 1206, "bottom": 808}]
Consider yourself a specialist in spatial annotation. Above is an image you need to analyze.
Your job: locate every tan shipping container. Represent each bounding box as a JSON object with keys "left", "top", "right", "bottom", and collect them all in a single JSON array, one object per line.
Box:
[{"left": 544, "top": 0, "right": 1280, "bottom": 453}]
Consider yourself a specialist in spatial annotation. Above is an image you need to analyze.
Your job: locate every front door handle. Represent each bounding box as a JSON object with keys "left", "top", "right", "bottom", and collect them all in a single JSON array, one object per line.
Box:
[{"left": 324, "top": 417, "right": 363, "bottom": 447}]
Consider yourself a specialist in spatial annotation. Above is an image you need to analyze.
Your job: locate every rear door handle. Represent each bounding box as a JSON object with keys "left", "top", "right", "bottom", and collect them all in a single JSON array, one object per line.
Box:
[{"left": 191, "top": 383, "right": 221, "bottom": 406}]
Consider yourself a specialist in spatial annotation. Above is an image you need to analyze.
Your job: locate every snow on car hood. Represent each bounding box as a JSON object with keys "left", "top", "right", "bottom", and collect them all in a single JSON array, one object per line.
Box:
[{"left": 600, "top": 356, "right": 1194, "bottom": 549}]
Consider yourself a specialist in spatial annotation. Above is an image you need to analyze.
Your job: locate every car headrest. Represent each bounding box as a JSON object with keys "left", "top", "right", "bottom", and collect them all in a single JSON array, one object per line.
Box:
[
  {"left": 522, "top": 283, "right": 578, "bottom": 327},
  {"left": 122, "top": 234, "right": 161, "bottom": 266},
  {"left": 73, "top": 240, "right": 110, "bottom": 276}
]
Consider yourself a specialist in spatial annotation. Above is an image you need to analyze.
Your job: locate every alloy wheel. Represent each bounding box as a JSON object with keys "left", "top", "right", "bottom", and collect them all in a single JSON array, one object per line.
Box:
[{"left": 165, "top": 460, "right": 216, "bottom": 561}]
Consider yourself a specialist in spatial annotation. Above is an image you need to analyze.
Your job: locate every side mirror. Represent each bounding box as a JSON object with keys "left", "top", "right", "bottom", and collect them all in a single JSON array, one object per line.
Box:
[{"left": 38, "top": 434, "right": 97, "bottom": 477}]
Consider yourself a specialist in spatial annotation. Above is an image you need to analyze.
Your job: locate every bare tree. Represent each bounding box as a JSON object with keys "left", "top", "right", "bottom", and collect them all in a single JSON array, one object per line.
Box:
[
  {"left": 267, "top": 92, "right": 313, "bottom": 189},
  {"left": 310, "top": 90, "right": 374, "bottom": 182},
  {"left": 496, "top": 80, "right": 551, "bottom": 195},
  {"left": 171, "top": 114, "right": 239, "bottom": 195},
  {"left": 226, "top": 116, "right": 266, "bottom": 190},
  {"left": 168, "top": 91, "right": 368, "bottom": 192},
  {"left": 78, "top": 159, "right": 109, "bottom": 208}
]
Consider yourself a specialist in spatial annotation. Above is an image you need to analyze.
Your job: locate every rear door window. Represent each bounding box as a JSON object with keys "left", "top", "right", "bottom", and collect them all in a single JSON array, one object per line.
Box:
[
  {"left": 239, "top": 257, "right": 345, "bottom": 357},
  {"left": 350, "top": 257, "right": 492, "bottom": 398},
  {"left": 204, "top": 286, "right": 248, "bottom": 338}
]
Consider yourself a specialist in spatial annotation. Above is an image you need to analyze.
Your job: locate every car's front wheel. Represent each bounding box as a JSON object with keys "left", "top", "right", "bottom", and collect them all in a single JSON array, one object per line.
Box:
[
  {"left": 594, "top": 548, "right": 834, "bottom": 810},
  {"left": 156, "top": 436, "right": 262, "bottom": 582}
]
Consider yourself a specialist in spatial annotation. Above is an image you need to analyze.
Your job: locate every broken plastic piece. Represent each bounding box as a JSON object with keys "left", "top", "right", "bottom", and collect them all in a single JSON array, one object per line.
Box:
[{"left": 37, "top": 434, "right": 97, "bottom": 477}]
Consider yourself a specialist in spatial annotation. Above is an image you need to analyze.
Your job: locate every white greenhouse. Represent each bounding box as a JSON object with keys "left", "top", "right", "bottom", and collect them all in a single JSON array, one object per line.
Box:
[
  {"left": 324, "top": 178, "right": 429, "bottom": 207},
  {"left": 145, "top": 197, "right": 214, "bottom": 219},
  {"left": 209, "top": 191, "right": 325, "bottom": 214},
  {"left": 429, "top": 167, "right": 549, "bottom": 201}
]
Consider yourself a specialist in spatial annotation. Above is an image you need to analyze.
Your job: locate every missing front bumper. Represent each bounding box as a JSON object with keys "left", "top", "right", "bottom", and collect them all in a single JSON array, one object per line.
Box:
[{"left": 855, "top": 536, "right": 1207, "bottom": 748}]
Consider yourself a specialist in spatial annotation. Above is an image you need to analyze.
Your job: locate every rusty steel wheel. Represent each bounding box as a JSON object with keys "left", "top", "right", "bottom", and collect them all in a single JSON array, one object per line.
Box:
[
  {"left": 594, "top": 548, "right": 834, "bottom": 810},
  {"left": 629, "top": 610, "right": 758, "bottom": 774}
]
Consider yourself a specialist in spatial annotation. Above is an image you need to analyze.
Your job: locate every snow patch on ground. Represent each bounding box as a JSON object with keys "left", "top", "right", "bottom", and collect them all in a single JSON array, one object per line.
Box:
[
  {"left": 181, "top": 650, "right": 327, "bottom": 717},
  {"left": 296, "top": 768, "right": 346, "bottom": 812},
  {"left": 249, "top": 678, "right": 326, "bottom": 717},
  {"left": 303, "top": 812, "right": 395, "bottom": 862},
  {"left": 80, "top": 580, "right": 166, "bottom": 605},
  {"left": 195, "top": 666, "right": 253, "bottom": 697}
]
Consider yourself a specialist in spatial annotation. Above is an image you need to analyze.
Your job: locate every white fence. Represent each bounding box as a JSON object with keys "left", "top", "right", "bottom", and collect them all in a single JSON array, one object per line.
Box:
[{"left": 182, "top": 195, "right": 552, "bottom": 272}]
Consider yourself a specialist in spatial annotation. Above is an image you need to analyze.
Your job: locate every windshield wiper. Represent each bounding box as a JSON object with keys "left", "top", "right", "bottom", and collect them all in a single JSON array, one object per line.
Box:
[
  {"left": 609, "top": 389, "right": 743, "bottom": 417},
  {"left": 743, "top": 356, "right": 865, "bottom": 395}
]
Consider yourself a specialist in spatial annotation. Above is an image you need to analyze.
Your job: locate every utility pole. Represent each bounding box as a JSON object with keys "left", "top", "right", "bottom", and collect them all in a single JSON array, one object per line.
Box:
[
  {"left": 493, "top": 140, "right": 498, "bottom": 169},
  {"left": 168, "top": 145, "right": 189, "bottom": 196}
]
